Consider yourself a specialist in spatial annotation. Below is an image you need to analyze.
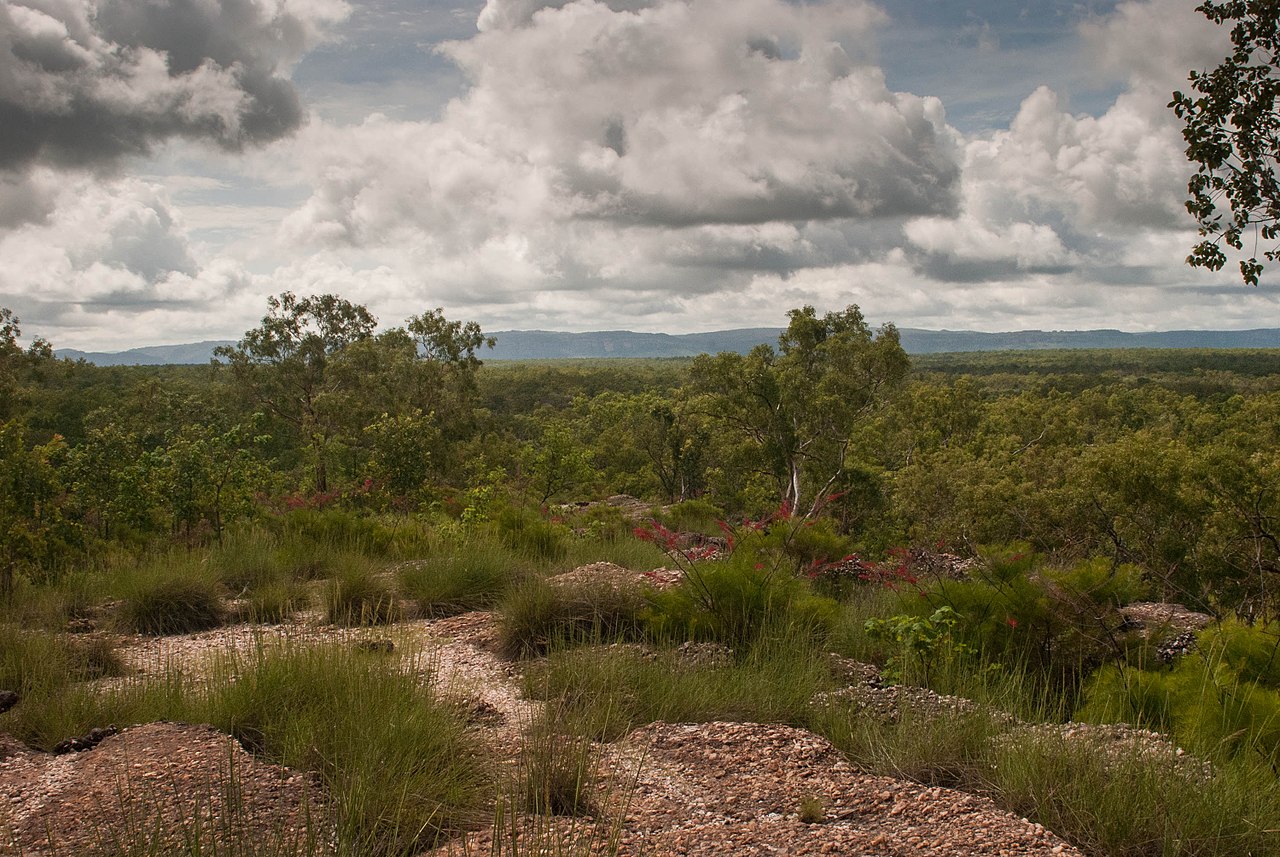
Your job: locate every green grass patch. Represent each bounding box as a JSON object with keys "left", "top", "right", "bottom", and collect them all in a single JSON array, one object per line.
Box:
[
  {"left": 497, "top": 577, "right": 648, "bottom": 659},
  {"left": 398, "top": 535, "right": 524, "bottom": 618},
  {"left": 203, "top": 643, "right": 487, "bottom": 855},
  {"left": 526, "top": 635, "right": 831, "bottom": 741}
]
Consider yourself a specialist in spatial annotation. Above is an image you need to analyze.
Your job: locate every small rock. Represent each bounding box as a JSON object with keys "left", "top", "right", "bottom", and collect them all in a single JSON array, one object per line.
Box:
[{"left": 53, "top": 724, "right": 119, "bottom": 754}]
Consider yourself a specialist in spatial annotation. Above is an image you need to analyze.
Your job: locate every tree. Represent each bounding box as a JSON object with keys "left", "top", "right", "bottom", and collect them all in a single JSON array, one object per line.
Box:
[
  {"left": 1170, "top": 1, "right": 1280, "bottom": 285},
  {"left": 218, "top": 295, "right": 494, "bottom": 495},
  {"left": 216, "top": 293, "right": 377, "bottom": 493},
  {"left": 0, "top": 422, "right": 75, "bottom": 597},
  {"left": 690, "top": 305, "right": 909, "bottom": 521},
  {"left": 0, "top": 307, "right": 53, "bottom": 422}
]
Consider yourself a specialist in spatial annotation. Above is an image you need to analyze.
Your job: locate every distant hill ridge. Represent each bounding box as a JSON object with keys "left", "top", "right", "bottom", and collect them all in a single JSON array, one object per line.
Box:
[{"left": 55, "top": 327, "right": 1280, "bottom": 365}]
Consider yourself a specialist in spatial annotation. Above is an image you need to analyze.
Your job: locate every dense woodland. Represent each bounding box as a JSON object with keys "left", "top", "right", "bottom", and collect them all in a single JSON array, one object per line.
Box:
[
  {"left": 5, "top": 297, "right": 1280, "bottom": 617},
  {"left": 5, "top": 297, "right": 1280, "bottom": 855}
]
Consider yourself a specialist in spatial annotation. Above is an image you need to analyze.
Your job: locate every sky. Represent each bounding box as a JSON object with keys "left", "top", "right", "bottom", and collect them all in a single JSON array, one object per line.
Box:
[{"left": 1, "top": 0, "right": 1277, "bottom": 351}]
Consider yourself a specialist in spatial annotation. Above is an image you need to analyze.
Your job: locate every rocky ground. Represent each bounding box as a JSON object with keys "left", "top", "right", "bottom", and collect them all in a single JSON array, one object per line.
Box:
[{"left": 0, "top": 561, "right": 1153, "bottom": 856}]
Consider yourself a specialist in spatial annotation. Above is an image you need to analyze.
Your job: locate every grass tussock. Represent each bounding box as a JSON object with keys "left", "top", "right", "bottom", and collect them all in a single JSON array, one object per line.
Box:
[
  {"left": 519, "top": 712, "right": 599, "bottom": 818},
  {"left": 324, "top": 554, "right": 401, "bottom": 626},
  {"left": 114, "top": 554, "right": 226, "bottom": 635},
  {"left": 398, "top": 535, "right": 524, "bottom": 618},
  {"left": 202, "top": 643, "right": 487, "bottom": 855},
  {"left": 526, "top": 634, "right": 831, "bottom": 741},
  {"left": 497, "top": 577, "right": 648, "bottom": 660}
]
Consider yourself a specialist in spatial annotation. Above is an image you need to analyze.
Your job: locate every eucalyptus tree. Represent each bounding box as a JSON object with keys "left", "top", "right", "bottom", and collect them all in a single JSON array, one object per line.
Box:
[
  {"left": 690, "top": 305, "right": 909, "bottom": 521},
  {"left": 217, "top": 294, "right": 493, "bottom": 496}
]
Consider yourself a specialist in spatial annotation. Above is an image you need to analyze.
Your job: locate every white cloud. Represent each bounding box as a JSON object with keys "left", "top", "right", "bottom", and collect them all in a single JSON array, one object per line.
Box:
[{"left": 5, "top": 0, "right": 1275, "bottom": 349}]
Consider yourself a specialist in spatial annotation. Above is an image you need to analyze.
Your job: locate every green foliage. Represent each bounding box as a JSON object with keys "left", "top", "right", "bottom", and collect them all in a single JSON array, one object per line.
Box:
[
  {"left": 493, "top": 506, "right": 568, "bottom": 563},
  {"left": 1047, "top": 557, "right": 1149, "bottom": 608},
  {"left": 276, "top": 508, "right": 394, "bottom": 555},
  {"left": 520, "top": 414, "right": 595, "bottom": 504},
  {"left": 64, "top": 421, "right": 161, "bottom": 542},
  {"left": 900, "top": 547, "right": 1145, "bottom": 689},
  {"left": 1170, "top": 0, "right": 1280, "bottom": 285},
  {"left": 654, "top": 498, "right": 724, "bottom": 535},
  {"left": 644, "top": 549, "right": 839, "bottom": 649},
  {"left": 398, "top": 536, "right": 523, "bottom": 617},
  {"left": 1079, "top": 619, "right": 1280, "bottom": 766},
  {"left": 864, "top": 606, "right": 975, "bottom": 686},
  {"left": 527, "top": 634, "right": 830, "bottom": 741},
  {"left": 206, "top": 643, "right": 487, "bottom": 854},
  {"left": 690, "top": 304, "right": 908, "bottom": 519},
  {"left": 991, "top": 730, "right": 1280, "bottom": 857},
  {"left": 0, "top": 625, "right": 124, "bottom": 698},
  {"left": 115, "top": 555, "right": 227, "bottom": 635},
  {"left": 0, "top": 421, "right": 77, "bottom": 597},
  {"left": 152, "top": 417, "right": 269, "bottom": 540},
  {"left": 520, "top": 713, "right": 598, "bottom": 817},
  {"left": 364, "top": 408, "right": 441, "bottom": 507}
]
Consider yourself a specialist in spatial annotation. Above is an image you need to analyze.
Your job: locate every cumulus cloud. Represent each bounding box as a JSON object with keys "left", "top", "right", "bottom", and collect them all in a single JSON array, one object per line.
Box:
[
  {"left": 0, "top": 172, "right": 206, "bottom": 309},
  {"left": 286, "top": 0, "right": 959, "bottom": 256},
  {"left": 902, "top": 0, "right": 1222, "bottom": 287},
  {"left": 0, "top": 0, "right": 349, "bottom": 172}
]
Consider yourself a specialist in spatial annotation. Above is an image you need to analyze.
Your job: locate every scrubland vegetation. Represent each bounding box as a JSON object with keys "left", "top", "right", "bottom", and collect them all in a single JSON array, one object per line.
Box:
[{"left": 3, "top": 299, "right": 1280, "bottom": 855}]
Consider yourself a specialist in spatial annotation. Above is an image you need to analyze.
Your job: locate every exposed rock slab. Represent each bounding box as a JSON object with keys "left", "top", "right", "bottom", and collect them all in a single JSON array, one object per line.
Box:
[
  {"left": 0, "top": 722, "right": 331, "bottom": 856},
  {"left": 429, "top": 721, "right": 1082, "bottom": 856}
]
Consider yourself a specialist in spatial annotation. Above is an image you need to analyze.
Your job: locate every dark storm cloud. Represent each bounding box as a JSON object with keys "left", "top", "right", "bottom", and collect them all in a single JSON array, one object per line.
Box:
[{"left": 0, "top": 0, "right": 343, "bottom": 171}]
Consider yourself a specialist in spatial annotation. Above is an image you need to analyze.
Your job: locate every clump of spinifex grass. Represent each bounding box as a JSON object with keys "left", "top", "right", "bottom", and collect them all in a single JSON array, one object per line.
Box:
[
  {"left": 3, "top": 639, "right": 489, "bottom": 855},
  {"left": 497, "top": 577, "right": 648, "bottom": 660},
  {"left": 114, "top": 552, "right": 226, "bottom": 635},
  {"left": 200, "top": 642, "right": 488, "bottom": 855},
  {"left": 989, "top": 729, "right": 1280, "bottom": 857},
  {"left": 398, "top": 532, "right": 525, "bottom": 618},
  {"left": 0, "top": 624, "right": 126, "bottom": 696},
  {"left": 520, "top": 711, "right": 599, "bottom": 818},
  {"left": 805, "top": 657, "right": 1280, "bottom": 857},
  {"left": 559, "top": 533, "right": 670, "bottom": 575},
  {"left": 324, "top": 553, "right": 401, "bottom": 626}
]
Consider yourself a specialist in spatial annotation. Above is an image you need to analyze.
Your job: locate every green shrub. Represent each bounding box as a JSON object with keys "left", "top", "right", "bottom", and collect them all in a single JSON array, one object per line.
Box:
[
  {"left": 644, "top": 552, "right": 839, "bottom": 648},
  {"left": 1047, "top": 557, "right": 1149, "bottom": 608},
  {"left": 863, "top": 606, "right": 976, "bottom": 686},
  {"left": 903, "top": 547, "right": 1135, "bottom": 688},
  {"left": 115, "top": 555, "right": 226, "bottom": 635},
  {"left": 1199, "top": 618, "right": 1280, "bottom": 689},
  {"left": 324, "top": 555, "right": 400, "bottom": 626},
  {"left": 1078, "top": 620, "right": 1280, "bottom": 767}
]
